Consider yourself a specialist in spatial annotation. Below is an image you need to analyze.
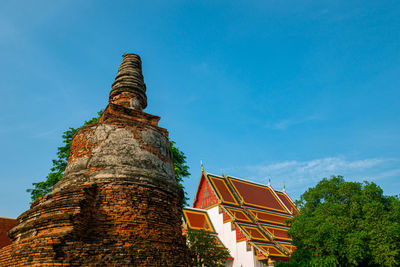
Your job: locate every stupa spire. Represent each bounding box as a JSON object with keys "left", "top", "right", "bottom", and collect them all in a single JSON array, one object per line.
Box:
[{"left": 109, "top": 53, "right": 147, "bottom": 110}]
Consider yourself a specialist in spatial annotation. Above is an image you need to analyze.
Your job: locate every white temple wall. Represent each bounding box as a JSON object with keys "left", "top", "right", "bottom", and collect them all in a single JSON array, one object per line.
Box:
[{"left": 207, "top": 206, "right": 268, "bottom": 267}]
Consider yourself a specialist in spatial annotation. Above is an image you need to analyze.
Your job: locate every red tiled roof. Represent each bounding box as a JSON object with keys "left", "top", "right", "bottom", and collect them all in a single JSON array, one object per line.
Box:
[
  {"left": 248, "top": 209, "right": 291, "bottom": 226},
  {"left": 276, "top": 191, "right": 299, "bottom": 215},
  {"left": 208, "top": 176, "right": 238, "bottom": 205},
  {"left": 263, "top": 226, "right": 291, "bottom": 241},
  {"left": 258, "top": 244, "right": 286, "bottom": 257},
  {"left": 281, "top": 244, "right": 296, "bottom": 253},
  {"left": 225, "top": 208, "right": 252, "bottom": 223},
  {"left": 191, "top": 170, "right": 299, "bottom": 259},
  {"left": 238, "top": 224, "right": 269, "bottom": 241},
  {"left": 228, "top": 177, "right": 288, "bottom": 213},
  {"left": 183, "top": 208, "right": 215, "bottom": 232},
  {"left": 182, "top": 207, "right": 232, "bottom": 257}
]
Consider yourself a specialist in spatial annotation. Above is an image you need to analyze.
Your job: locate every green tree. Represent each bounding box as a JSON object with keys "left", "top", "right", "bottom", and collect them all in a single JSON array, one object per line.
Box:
[
  {"left": 279, "top": 176, "right": 400, "bottom": 267},
  {"left": 186, "top": 229, "right": 231, "bottom": 267},
  {"left": 171, "top": 140, "right": 190, "bottom": 205},
  {"left": 27, "top": 110, "right": 191, "bottom": 204}
]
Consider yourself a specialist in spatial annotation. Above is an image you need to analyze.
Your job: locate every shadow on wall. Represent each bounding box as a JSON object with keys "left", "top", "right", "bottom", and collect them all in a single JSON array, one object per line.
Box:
[{"left": 0, "top": 217, "right": 17, "bottom": 249}]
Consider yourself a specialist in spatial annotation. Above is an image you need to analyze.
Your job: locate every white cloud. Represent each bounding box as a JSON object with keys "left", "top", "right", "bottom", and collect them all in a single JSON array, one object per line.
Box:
[
  {"left": 31, "top": 128, "right": 59, "bottom": 138},
  {"left": 374, "top": 168, "right": 400, "bottom": 180},
  {"left": 221, "top": 157, "right": 400, "bottom": 198},
  {"left": 246, "top": 157, "right": 385, "bottom": 182},
  {"left": 266, "top": 114, "right": 322, "bottom": 130},
  {"left": 190, "top": 62, "right": 209, "bottom": 74}
]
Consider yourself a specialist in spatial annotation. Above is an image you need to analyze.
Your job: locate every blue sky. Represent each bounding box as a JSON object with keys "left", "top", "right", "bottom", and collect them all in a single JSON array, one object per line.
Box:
[{"left": 0, "top": 1, "right": 399, "bottom": 217}]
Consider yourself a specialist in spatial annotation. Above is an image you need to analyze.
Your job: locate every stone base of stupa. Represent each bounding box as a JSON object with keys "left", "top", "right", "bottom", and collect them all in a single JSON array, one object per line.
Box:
[{"left": 0, "top": 181, "right": 192, "bottom": 266}]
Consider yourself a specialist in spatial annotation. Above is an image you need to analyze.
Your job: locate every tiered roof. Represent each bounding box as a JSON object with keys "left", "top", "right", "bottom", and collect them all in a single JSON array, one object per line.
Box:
[
  {"left": 182, "top": 207, "right": 216, "bottom": 233},
  {"left": 182, "top": 207, "right": 231, "bottom": 257},
  {"left": 193, "top": 171, "right": 299, "bottom": 260}
]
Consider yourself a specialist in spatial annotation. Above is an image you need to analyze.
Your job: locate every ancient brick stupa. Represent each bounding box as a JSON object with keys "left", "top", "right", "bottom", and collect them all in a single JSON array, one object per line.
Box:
[{"left": 0, "top": 53, "right": 192, "bottom": 266}]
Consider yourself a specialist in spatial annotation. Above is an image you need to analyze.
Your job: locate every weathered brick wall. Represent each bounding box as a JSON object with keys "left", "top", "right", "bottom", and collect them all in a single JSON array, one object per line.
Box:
[
  {"left": 0, "top": 53, "right": 192, "bottom": 266},
  {"left": 53, "top": 103, "right": 179, "bottom": 197},
  {"left": 0, "top": 182, "right": 191, "bottom": 266},
  {"left": 0, "top": 218, "right": 17, "bottom": 249}
]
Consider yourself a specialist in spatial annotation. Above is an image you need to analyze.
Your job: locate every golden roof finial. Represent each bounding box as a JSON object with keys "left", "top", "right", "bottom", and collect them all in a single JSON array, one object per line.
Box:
[{"left": 200, "top": 160, "right": 204, "bottom": 172}]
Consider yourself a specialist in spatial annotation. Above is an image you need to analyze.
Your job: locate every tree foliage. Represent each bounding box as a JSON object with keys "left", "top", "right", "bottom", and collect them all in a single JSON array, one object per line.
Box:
[
  {"left": 186, "top": 229, "right": 231, "bottom": 267},
  {"left": 279, "top": 176, "right": 400, "bottom": 267},
  {"left": 171, "top": 140, "right": 191, "bottom": 205},
  {"left": 27, "top": 110, "right": 191, "bottom": 204}
]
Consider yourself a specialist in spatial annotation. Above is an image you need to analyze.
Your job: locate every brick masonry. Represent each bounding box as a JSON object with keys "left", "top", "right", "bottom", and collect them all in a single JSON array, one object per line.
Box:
[
  {"left": 0, "top": 54, "right": 192, "bottom": 266},
  {"left": 0, "top": 182, "right": 190, "bottom": 266}
]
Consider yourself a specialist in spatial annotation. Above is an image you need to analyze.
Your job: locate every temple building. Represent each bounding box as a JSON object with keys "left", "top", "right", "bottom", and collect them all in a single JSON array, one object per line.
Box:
[
  {"left": 0, "top": 54, "right": 191, "bottom": 266},
  {"left": 182, "top": 207, "right": 234, "bottom": 264},
  {"left": 183, "top": 168, "right": 298, "bottom": 267}
]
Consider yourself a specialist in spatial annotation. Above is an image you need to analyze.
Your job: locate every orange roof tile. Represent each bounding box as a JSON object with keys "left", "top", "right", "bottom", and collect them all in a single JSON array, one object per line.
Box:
[
  {"left": 237, "top": 224, "right": 269, "bottom": 242},
  {"left": 276, "top": 191, "right": 299, "bottom": 215},
  {"left": 262, "top": 226, "right": 291, "bottom": 241},
  {"left": 228, "top": 177, "right": 288, "bottom": 213},
  {"left": 225, "top": 208, "right": 252, "bottom": 223},
  {"left": 208, "top": 175, "right": 238, "bottom": 205},
  {"left": 182, "top": 207, "right": 232, "bottom": 258},
  {"left": 248, "top": 208, "right": 292, "bottom": 226},
  {"left": 281, "top": 243, "right": 296, "bottom": 253},
  {"left": 258, "top": 244, "right": 287, "bottom": 257},
  {"left": 191, "top": 170, "right": 299, "bottom": 258},
  {"left": 183, "top": 208, "right": 215, "bottom": 232}
]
